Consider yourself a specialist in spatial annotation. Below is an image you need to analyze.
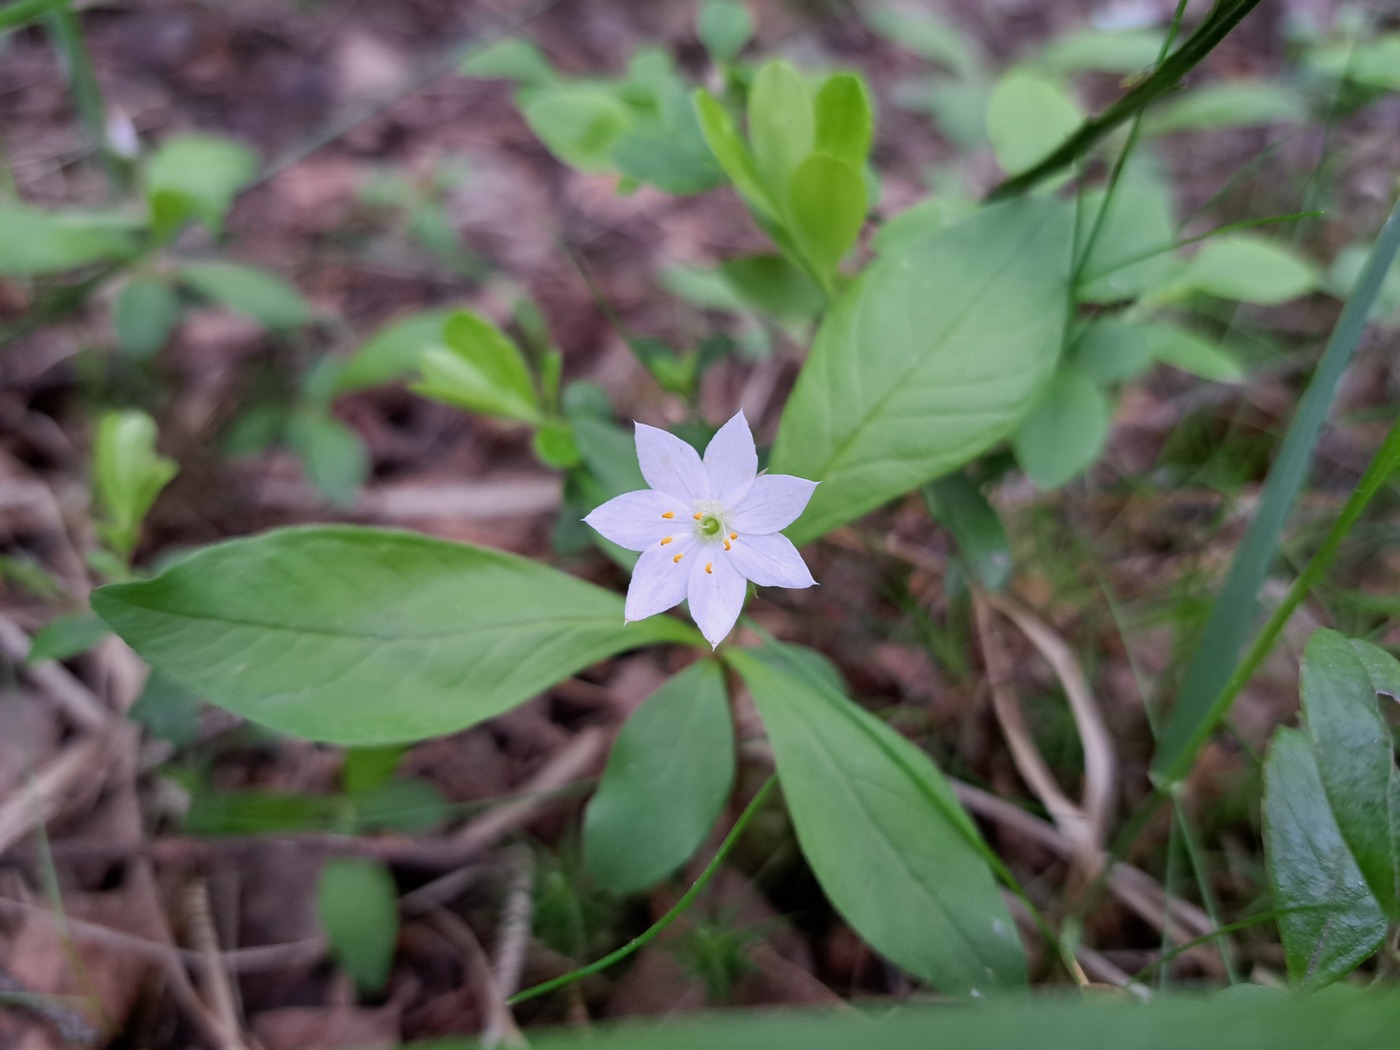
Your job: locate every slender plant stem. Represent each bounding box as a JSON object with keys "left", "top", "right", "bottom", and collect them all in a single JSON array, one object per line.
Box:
[
  {"left": 507, "top": 776, "right": 777, "bottom": 1006},
  {"left": 1169, "top": 793, "right": 1238, "bottom": 984}
]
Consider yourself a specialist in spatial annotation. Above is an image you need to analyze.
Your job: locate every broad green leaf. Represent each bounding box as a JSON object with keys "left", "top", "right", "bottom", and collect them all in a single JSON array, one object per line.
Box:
[
  {"left": 113, "top": 278, "right": 180, "bottom": 360},
  {"left": 521, "top": 85, "right": 631, "bottom": 173},
  {"left": 177, "top": 260, "right": 313, "bottom": 329},
  {"left": 93, "top": 410, "right": 178, "bottom": 560},
  {"left": 926, "top": 78, "right": 992, "bottom": 149},
  {"left": 696, "top": 0, "right": 752, "bottom": 62},
  {"left": 1011, "top": 367, "right": 1111, "bottom": 490},
  {"left": 584, "top": 660, "right": 735, "bottom": 894},
  {"left": 863, "top": 7, "right": 981, "bottom": 79},
  {"left": 1034, "top": 28, "right": 1165, "bottom": 75},
  {"left": 334, "top": 308, "right": 458, "bottom": 394},
  {"left": 694, "top": 90, "right": 777, "bottom": 217},
  {"left": 772, "top": 197, "right": 1073, "bottom": 545},
  {"left": 923, "top": 474, "right": 1012, "bottom": 591},
  {"left": 747, "top": 60, "right": 813, "bottom": 199},
  {"left": 986, "top": 72, "right": 1082, "bottom": 175},
  {"left": 872, "top": 195, "right": 979, "bottom": 256},
  {"left": 1143, "top": 82, "right": 1307, "bottom": 136},
  {"left": 317, "top": 858, "right": 398, "bottom": 993},
  {"left": 143, "top": 133, "right": 257, "bottom": 234},
  {"left": 533, "top": 420, "right": 581, "bottom": 470},
  {"left": 1349, "top": 638, "right": 1400, "bottom": 700},
  {"left": 788, "top": 153, "right": 866, "bottom": 279},
  {"left": 1263, "top": 727, "right": 1387, "bottom": 988},
  {"left": 412, "top": 310, "right": 541, "bottom": 423},
  {"left": 1075, "top": 165, "right": 1176, "bottom": 304},
  {"left": 459, "top": 38, "right": 555, "bottom": 84},
  {"left": 1141, "top": 322, "right": 1244, "bottom": 382},
  {"left": 719, "top": 254, "right": 825, "bottom": 320},
  {"left": 813, "top": 73, "right": 873, "bottom": 169},
  {"left": 611, "top": 88, "right": 726, "bottom": 195},
  {"left": 0, "top": 205, "right": 143, "bottom": 276},
  {"left": 1160, "top": 235, "right": 1316, "bottom": 306},
  {"left": 27, "top": 610, "right": 109, "bottom": 664},
  {"left": 285, "top": 413, "right": 368, "bottom": 508},
  {"left": 523, "top": 987, "right": 1400, "bottom": 1049},
  {"left": 1299, "top": 629, "right": 1400, "bottom": 917},
  {"left": 1070, "top": 318, "right": 1153, "bottom": 384},
  {"left": 730, "top": 644, "right": 1024, "bottom": 995},
  {"left": 1304, "top": 35, "right": 1400, "bottom": 92},
  {"left": 91, "top": 526, "right": 699, "bottom": 745}
]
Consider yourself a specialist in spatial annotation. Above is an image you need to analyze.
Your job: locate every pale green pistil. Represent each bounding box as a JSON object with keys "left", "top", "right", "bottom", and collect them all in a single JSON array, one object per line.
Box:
[{"left": 698, "top": 514, "right": 723, "bottom": 538}]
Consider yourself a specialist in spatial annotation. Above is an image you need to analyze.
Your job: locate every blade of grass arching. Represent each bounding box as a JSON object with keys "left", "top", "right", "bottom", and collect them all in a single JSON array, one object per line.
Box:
[
  {"left": 986, "top": 0, "right": 1265, "bottom": 202},
  {"left": 0, "top": 0, "right": 64, "bottom": 31},
  {"left": 1153, "top": 192, "right": 1400, "bottom": 787},
  {"left": 44, "top": 1, "right": 119, "bottom": 189},
  {"left": 1169, "top": 794, "right": 1238, "bottom": 983}
]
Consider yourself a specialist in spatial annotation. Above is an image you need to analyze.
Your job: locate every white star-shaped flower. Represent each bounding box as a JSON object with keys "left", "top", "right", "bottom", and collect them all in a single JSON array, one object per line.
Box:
[{"left": 584, "top": 410, "right": 818, "bottom": 648}]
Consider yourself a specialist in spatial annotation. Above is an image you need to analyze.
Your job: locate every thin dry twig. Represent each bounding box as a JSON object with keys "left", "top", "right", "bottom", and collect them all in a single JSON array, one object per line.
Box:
[
  {"left": 421, "top": 906, "right": 525, "bottom": 1048},
  {"left": 0, "top": 615, "right": 112, "bottom": 733},
  {"left": 0, "top": 734, "right": 114, "bottom": 856},
  {"left": 184, "top": 881, "right": 253, "bottom": 1050},
  {"left": 490, "top": 850, "right": 533, "bottom": 1002}
]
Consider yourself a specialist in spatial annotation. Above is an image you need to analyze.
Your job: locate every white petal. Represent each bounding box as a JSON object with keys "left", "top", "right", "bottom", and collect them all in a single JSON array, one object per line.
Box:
[
  {"left": 729, "top": 532, "right": 816, "bottom": 589},
  {"left": 635, "top": 422, "right": 708, "bottom": 502},
  {"left": 625, "top": 536, "right": 697, "bottom": 622},
  {"left": 686, "top": 552, "right": 747, "bottom": 649},
  {"left": 730, "top": 474, "right": 819, "bottom": 534},
  {"left": 702, "top": 409, "right": 758, "bottom": 506},
  {"left": 584, "top": 490, "right": 687, "bottom": 552}
]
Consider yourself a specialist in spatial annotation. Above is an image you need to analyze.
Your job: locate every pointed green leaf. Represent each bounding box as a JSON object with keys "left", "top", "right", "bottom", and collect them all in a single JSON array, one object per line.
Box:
[
  {"left": 1141, "top": 322, "right": 1244, "bottom": 382},
  {"left": 91, "top": 526, "right": 700, "bottom": 745},
  {"left": 0, "top": 205, "right": 143, "bottom": 276},
  {"left": 696, "top": 0, "right": 752, "bottom": 62},
  {"left": 1264, "top": 727, "right": 1386, "bottom": 988},
  {"left": 333, "top": 308, "right": 459, "bottom": 394},
  {"left": 144, "top": 133, "right": 257, "bottom": 234},
  {"left": 1011, "top": 367, "right": 1111, "bottom": 490},
  {"left": 28, "top": 611, "right": 110, "bottom": 664},
  {"left": 729, "top": 643, "right": 1024, "bottom": 995},
  {"left": 694, "top": 90, "right": 776, "bottom": 217},
  {"left": 459, "top": 38, "right": 555, "bottom": 84},
  {"left": 317, "top": 858, "right": 398, "bottom": 993},
  {"left": 521, "top": 86, "right": 631, "bottom": 173},
  {"left": 1143, "top": 82, "right": 1306, "bottom": 136},
  {"left": 1075, "top": 166, "right": 1176, "bottom": 304},
  {"left": 788, "top": 153, "right": 866, "bottom": 279},
  {"left": 986, "top": 72, "right": 1082, "bottom": 175},
  {"left": 1163, "top": 235, "right": 1317, "bottom": 305},
  {"left": 412, "top": 310, "right": 541, "bottom": 423},
  {"left": 813, "top": 73, "right": 873, "bottom": 169},
  {"left": 584, "top": 660, "right": 735, "bottom": 894},
  {"left": 113, "top": 278, "right": 181, "bottom": 360},
  {"left": 924, "top": 474, "right": 1012, "bottom": 591},
  {"left": 772, "top": 197, "right": 1073, "bottom": 544},
  {"left": 747, "top": 60, "right": 813, "bottom": 199},
  {"left": 177, "top": 260, "right": 313, "bottom": 329},
  {"left": 1070, "top": 318, "right": 1153, "bottom": 384},
  {"left": 93, "top": 409, "right": 178, "bottom": 560}
]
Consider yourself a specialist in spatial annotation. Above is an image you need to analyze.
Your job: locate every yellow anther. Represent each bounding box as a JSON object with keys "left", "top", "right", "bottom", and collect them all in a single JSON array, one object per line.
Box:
[
  {"left": 705, "top": 562, "right": 713, "bottom": 574},
  {"left": 693, "top": 512, "right": 703, "bottom": 520},
  {"left": 673, "top": 552, "right": 684, "bottom": 563},
  {"left": 660, "top": 536, "right": 673, "bottom": 545},
  {"left": 723, "top": 539, "right": 731, "bottom": 551},
  {"left": 661, "top": 511, "right": 675, "bottom": 519},
  {"left": 729, "top": 532, "right": 738, "bottom": 540}
]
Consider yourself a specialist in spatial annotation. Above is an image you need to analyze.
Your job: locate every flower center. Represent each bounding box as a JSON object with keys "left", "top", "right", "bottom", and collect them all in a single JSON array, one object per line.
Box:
[{"left": 698, "top": 513, "right": 723, "bottom": 538}]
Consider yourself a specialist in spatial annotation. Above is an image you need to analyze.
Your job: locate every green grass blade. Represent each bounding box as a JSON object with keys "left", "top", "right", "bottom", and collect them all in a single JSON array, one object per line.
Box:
[
  {"left": 44, "top": 1, "right": 119, "bottom": 187},
  {"left": 0, "top": 0, "right": 64, "bottom": 31},
  {"left": 1153, "top": 192, "right": 1400, "bottom": 786}
]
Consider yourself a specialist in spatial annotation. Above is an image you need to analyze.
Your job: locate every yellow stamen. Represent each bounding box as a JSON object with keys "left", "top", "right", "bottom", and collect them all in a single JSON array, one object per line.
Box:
[
  {"left": 661, "top": 511, "right": 674, "bottom": 519},
  {"left": 660, "top": 536, "right": 673, "bottom": 545},
  {"left": 673, "top": 552, "right": 684, "bottom": 563},
  {"left": 705, "top": 562, "right": 713, "bottom": 574},
  {"left": 723, "top": 539, "right": 731, "bottom": 551},
  {"left": 729, "top": 532, "right": 738, "bottom": 540},
  {"left": 693, "top": 512, "right": 703, "bottom": 520}
]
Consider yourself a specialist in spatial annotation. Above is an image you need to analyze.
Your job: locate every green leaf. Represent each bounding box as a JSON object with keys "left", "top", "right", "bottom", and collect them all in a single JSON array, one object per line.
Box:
[
  {"left": 91, "top": 526, "right": 700, "bottom": 745},
  {"left": 533, "top": 419, "right": 581, "bottom": 470},
  {"left": 925, "top": 78, "right": 992, "bottom": 149},
  {"left": 186, "top": 789, "right": 343, "bottom": 835},
  {"left": 0, "top": 205, "right": 143, "bottom": 276},
  {"left": 696, "top": 0, "right": 752, "bottom": 63},
  {"left": 285, "top": 413, "right": 369, "bottom": 508},
  {"left": 412, "top": 310, "right": 541, "bottom": 423},
  {"left": 694, "top": 90, "right": 777, "bottom": 218},
  {"left": 129, "top": 671, "right": 202, "bottom": 746},
  {"left": 459, "top": 38, "right": 555, "bottom": 84},
  {"left": 27, "top": 610, "right": 109, "bottom": 664},
  {"left": 1328, "top": 243, "right": 1400, "bottom": 326},
  {"left": 611, "top": 88, "right": 726, "bottom": 195},
  {"left": 333, "top": 308, "right": 458, "bottom": 394},
  {"left": 353, "top": 778, "right": 449, "bottom": 833},
  {"left": 342, "top": 745, "right": 405, "bottom": 797},
  {"left": 872, "top": 196, "right": 979, "bottom": 256},
  {"left": 1263, "top": 727, "right": 1387, "bottom": 988},
  {"left": 1299, "top": 629, "right": 1400, "bottom": 918},
  {"left": 1075, "top": 166, "right": 1177, "bottom": 304},
  {"left": 772, "top": 197, "right": 1073, "bottom": 545},
  {"left": 729, "top": 644, "right": 1024, "bottom": 995},
  {"left": 923, "top": 474, "right": 1012, "bottom": 591},
  {"left": 521, "top": 85, "right": 632, "bottom": 173},
  {"left": 92, "top": 409, "right": 178, "bottom": 561},
  {"left": 1161, "top": 235, "right": 1316, "bottom": 305},
  {"left": 143, "top": 133, "right": 257, "bottom": 234},
  {"left": 1070, "top": 318, "right": 1153, "bottom": 384},
  {"left": 1011, "top": 367, "right": 1111, "bottom": 490},
  {"left": 177, "top": 260, "right": 313, "bottom": 329},
  {"left": 584, "top": 660, "right": 735, "bottom": 894},
  {"left": 1140, "top": 322, "right": 1244, "bottom": 382},
  {"left": 986, "top": 72, "right": 1082, "bottom": 175},
  {"left": 1034, "top": 28, "right": 1166, "bottom": 75},
  {"left": 788, "top": 153, "right": 866, "bottom": 280},
  {"left": 522, "top": 986, "right": 1400, "bottom": 1048},
  {"left": 1144, "top": 82, "right": 1307, "bottom": 136},
  {"left": 812, "top": 73, "right": 873, "bottom": 170},
  {"left": 863, "top": 7, "right": 981, "bottom": 79},
  {"left": 719, "top": 254, "right": 825, "bottom": 320},
  {"left": 747, "top": 60, "right": 813, "bottom": 199},
  {"left": 317, "top": 858, "right": 398, "bottom": 993},
  {"left": 113, "top": 278, "right": 181, "bottom": 360}
]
